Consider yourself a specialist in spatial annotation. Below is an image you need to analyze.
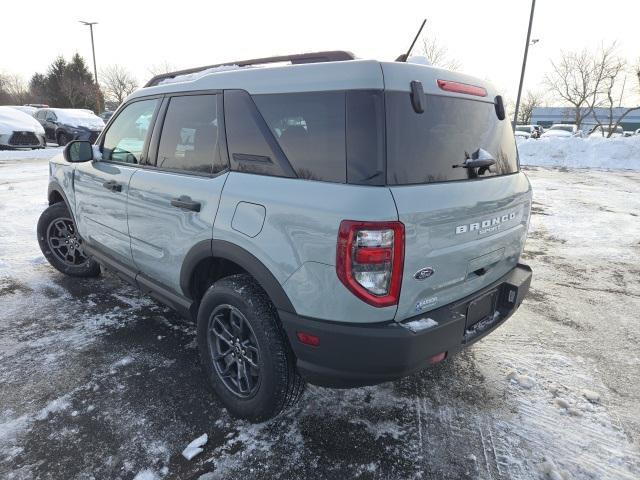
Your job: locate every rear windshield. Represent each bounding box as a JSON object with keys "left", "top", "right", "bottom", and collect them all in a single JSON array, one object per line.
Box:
[{"left": 385, "top": 92, "right": 518, "bottom": 185}]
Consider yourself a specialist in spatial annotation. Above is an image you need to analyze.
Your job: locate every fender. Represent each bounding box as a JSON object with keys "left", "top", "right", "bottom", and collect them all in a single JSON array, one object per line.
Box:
[
  {"left": 180, "top": 239, "right": 296, "bottom": 314},
  {"left": 47, "top": 180, "right": 75, "bottom": 222}
]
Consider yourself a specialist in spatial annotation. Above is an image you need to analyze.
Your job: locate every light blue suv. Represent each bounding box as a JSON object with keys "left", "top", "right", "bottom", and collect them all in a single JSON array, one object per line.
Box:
[{"left": 37, "top": 51, "right": 532, "bottom": 421}]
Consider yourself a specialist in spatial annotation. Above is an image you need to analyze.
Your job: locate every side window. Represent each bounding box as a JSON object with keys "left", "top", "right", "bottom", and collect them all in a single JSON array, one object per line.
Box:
[
  {"left": 253, "top": 92, "right": 346, "bottom": 182},
  {"left": 46, "top": 111, "right": 56, "bottom": 122},
  {"left": 224, "top": 90, "right": 295, "bottom": 178},
  {"left": 102, "top": 99, "right": 159, "bottom": 164},
  {"left": 156, "top": 95, "right": 222, "bottom": 174}
]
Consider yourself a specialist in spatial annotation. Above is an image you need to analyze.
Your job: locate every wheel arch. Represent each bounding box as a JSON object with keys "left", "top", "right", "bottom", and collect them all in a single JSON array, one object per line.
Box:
[{"left": 181, "top": 240, "right": 296, "bottom": 314}]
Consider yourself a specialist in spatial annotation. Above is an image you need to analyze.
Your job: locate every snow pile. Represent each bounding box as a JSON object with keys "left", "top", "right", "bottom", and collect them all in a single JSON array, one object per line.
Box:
[
  {"left": 518, "top": 135, "right": 640, "bottom": 170},
  {"left": 182, "top": 433, "right": 208, "bottom": 460}
]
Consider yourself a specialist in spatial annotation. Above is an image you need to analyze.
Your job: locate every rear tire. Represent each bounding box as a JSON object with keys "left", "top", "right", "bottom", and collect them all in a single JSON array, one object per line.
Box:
[
  {"left": 197, "top": 274, "right": 305, "bottom": 422},
  {"left": 57, "top": 132, "right": 68, "bottom": 146},
  {"left": 37, "top": 202, "right": 101, "bottom": 277}
]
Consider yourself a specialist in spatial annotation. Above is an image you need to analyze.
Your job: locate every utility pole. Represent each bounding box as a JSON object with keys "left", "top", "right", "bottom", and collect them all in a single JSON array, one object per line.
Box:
[
  {"left": 513, "top": 0, "right": 536, "bottom": 129},
  {"left": 80, "top": 21, "right": 100, "bottom": 113}
]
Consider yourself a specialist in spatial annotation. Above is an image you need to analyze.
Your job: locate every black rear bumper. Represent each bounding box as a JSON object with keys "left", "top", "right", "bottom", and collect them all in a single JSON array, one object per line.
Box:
[{"left": 280, "top": 263, "right": 532, "bottom": 388}]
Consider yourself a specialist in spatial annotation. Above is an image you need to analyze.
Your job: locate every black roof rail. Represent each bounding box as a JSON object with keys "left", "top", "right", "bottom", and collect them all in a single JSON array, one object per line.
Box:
[{"left": 144, "top": 50, "right": 356, "bottom": 87}]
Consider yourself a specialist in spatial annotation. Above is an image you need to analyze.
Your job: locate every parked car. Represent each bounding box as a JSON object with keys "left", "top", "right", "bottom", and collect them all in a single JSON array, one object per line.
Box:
[
  {"left": 0, "top": 106, "right": 46, "bottom": 149},
  {"left": 34, "top": 108, "right": 105, "bottom": 146},
  {"left": 636, "top": 128, "right": 640, "bottom": 136},
  {"left": 623, "top": 131, "right": 634, "bottom": 137},
  {"left": 5, "top": 105, "right": 38, "bottom": 116},
  {"left": 588, "top": 125, "right": 624, "bottom": 138},
  {"left": 100, "top": 110, "right": 114, "bottom": 122},
  {"left": 540, "top": 124, "right": 580, "bottom": 138},
  {"left": 515, "top": 125, "right": 540, "bottom": 139},
  {"left": 37, "top": 51, "right": 532, "bottom": 421}
]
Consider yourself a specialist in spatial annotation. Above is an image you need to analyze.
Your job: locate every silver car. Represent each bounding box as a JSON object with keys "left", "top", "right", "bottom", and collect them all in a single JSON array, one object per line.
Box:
[{"left": 37, "top": 51, "right": 532, "bottom": 421}]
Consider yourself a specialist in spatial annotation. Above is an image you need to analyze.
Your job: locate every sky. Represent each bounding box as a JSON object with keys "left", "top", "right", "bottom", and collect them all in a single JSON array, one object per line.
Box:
[{"left": 1, "top": 0, "right": 639, "bottom": 104}]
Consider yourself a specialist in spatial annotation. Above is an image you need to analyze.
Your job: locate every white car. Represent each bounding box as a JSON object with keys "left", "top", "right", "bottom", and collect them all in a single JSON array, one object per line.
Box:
[
  {"left": 540, "top": 124, "right": 579, "bottom": 138},
  {"left": 635, "top": 128, "right": 640, "bottom": 136},
  {"left": 0, "top": 106, "right": 46, "bottom": 149},
  {"left": 6, "top": 105, "right": 38, "bottom": 116}
]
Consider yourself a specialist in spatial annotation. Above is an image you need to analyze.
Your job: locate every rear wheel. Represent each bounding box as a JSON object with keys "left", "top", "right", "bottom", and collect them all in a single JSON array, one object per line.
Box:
[
  {"left": 57, "top": 132, "right": 68, "bottom": 146},
  {"left": 37, "top": 202, "right": 100, "bottom": 277},
  {"left": 197, "top": 274, "right": 305, "bottom": 421}
]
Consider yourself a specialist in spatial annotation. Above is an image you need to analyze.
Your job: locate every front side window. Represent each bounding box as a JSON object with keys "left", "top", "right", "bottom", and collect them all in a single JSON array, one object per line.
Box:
[
  {"left": 156, "top": 95, "right": 222, "bottom": 174},
  {"left": 102, "top": 99, "right": 159, "bottom": 164},
  {"left": 46, "top": 111, "right": 56, "bottom": 122}
]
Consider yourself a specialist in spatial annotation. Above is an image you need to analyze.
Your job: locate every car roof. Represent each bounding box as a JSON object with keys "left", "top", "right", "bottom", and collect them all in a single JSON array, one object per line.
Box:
[{"left": 128, "top": 52, "right": 498, "bottom": 101}]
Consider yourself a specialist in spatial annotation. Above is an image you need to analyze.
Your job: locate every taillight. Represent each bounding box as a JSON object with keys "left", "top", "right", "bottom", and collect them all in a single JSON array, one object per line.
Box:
[
  {"left": 437, "top": 79, "right": 487, "bottom": 97},
  {"left": 336, "top": 220, "right": 404, "bottom": 307}
]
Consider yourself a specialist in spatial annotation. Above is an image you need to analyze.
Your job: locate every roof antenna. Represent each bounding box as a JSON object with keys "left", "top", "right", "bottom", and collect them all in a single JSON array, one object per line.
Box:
[{"left": 395, "top": 19, "right": 427, "bottom": 62}]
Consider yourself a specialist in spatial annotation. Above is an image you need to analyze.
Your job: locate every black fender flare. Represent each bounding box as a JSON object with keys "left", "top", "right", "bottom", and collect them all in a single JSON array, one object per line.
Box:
[
  {"left": 180, "top": 239, "right": 296, "bottom": 314},
  {"left": 47, "top": 180, "right": 76, "bottom": 221}
]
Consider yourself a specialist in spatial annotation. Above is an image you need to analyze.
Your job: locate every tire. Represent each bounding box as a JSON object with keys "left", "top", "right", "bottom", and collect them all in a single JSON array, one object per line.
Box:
[
  {"left": 197, "top": 274, "right": 305, "bottom": 421},
  {"left": 37, "top": 202, "right": 101, "bottom": 277},
  {"left": 57, "top": 132, "right": 68, "bottom": 146}
]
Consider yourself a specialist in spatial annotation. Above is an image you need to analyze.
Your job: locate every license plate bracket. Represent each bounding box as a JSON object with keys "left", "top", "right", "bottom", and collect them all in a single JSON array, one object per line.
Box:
[{"left": 466, "top": 289, "right": 497, "bottom": 329}]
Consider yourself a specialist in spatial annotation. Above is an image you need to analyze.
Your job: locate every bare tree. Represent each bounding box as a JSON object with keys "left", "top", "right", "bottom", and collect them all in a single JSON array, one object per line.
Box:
[
  {"left": 146, "top": 61, "right": 176, "bottom": 78},
  {"left": 0, "top": 73, "right": 30, "bottom": 104},
  {"left": 517, "top": 90, "right": 543, "bottom": 125},
  {"left": 592, "top": 59, "right": 640, "bottom": 137},
  {"left": 544, "top": 43, "right": 619, "bottom": 129},
  {"left": 417, "top": 36, "right": 461, "bottom": 71},
  {"left": 100, "top": 65, "right": 138, "bottom": 104}
]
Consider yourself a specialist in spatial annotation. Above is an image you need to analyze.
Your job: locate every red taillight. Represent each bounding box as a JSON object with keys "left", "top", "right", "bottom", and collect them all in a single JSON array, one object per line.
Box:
[
  {"left": 296, "top": 332, "right": 320, "bottom": 347},
  {"left": 336, "top": 220, "right": 404, "bottom": 308},
  {"left": 437, "top": 79, "right": 487, "bottom": 97}
]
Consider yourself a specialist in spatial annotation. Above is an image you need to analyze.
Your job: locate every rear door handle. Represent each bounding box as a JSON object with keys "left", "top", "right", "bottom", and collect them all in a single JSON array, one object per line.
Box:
[
  {"left": 171, "top": 195, "right": 201, "bottom": 212},
  {"left": 102, "top": 180, "right": 122, "bottom": 192}
]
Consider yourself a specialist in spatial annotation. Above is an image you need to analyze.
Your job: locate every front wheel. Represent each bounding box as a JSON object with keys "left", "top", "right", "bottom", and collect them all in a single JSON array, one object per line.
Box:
[
  {"left": 37, "top": 202, "right": 101, "bottom": 277},
  {"left": 57, "top": 132, "right": 68, "bottom": 146},
  {"left": 197, "top": 274, "right": 305, "bottom": 421}
]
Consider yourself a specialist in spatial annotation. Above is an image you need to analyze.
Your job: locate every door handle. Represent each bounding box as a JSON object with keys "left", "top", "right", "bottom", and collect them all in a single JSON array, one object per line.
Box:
[
  {"left": 171, "top": 195, "right": 201, "bottom": 212},
  {"left": 102, "top": 180, "right": 122, "bottom": 192}
]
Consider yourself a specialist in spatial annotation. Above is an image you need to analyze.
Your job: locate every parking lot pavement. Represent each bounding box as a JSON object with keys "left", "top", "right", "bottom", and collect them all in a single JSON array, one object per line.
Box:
[{"left": 1, "top": 158, "right": 639, "bottom": 480}]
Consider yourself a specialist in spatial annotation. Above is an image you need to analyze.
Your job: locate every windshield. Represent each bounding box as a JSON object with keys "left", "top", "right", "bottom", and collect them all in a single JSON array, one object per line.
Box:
[{"left": 516, "top": 126, "right": 530, "bottom": 132}]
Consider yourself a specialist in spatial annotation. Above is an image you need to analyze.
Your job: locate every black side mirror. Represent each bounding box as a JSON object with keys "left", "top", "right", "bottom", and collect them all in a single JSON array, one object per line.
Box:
[{"left": 64, "top": 140, "right": 94, "bottom": 163}]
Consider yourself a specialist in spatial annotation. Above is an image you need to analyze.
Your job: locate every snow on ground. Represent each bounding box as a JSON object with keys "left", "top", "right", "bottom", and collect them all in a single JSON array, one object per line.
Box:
[
  {"left": 518, "top": 135, "right": 640, "bottom": 170},
  {"left": 0, "top": 147, "right": 63, "bottom": 161},
  {"left": 0, "top": 155, "right": 639, "bottom": 479}
]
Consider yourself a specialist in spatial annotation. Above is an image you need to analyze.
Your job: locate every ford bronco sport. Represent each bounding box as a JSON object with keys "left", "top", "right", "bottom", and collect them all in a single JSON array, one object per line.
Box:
[{"left": 37, "top": 51, "right": 532, "bottom": 421}]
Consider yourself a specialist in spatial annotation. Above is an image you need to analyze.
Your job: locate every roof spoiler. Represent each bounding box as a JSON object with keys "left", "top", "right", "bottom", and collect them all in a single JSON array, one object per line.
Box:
[{"left": 144, "top": 50, "right": 356, "bottom": 87}]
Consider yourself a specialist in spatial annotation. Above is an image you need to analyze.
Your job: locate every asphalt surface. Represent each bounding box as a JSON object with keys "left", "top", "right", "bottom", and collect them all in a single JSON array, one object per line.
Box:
[{"left": 1, "top": 157, "right": 639, "bottom": 479}]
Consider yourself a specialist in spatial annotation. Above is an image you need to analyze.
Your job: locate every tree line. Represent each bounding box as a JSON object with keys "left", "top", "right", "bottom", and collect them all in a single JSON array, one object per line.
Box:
[{"left": 0, "top": 53, "right": 143, "bottom": 113}]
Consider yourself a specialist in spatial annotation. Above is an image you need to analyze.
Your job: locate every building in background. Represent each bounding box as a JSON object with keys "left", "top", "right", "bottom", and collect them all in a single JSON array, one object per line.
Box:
[{"left": 531, "top": 107, "right": 640, "bottom": 131}]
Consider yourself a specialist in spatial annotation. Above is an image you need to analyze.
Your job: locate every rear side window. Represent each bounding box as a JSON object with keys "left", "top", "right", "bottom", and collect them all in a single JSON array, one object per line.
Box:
[
  {"left": 253, "top": 92, "right": 346, "bottom": 182},
  {"left": 224, "top": 90, "right": 296, "bottom": 178},
  {"left": 386, "top": 92, "right": 518, "bottom": 185},
  {"left": 156, "top": 95, "right": 223, "bottom": 174}
]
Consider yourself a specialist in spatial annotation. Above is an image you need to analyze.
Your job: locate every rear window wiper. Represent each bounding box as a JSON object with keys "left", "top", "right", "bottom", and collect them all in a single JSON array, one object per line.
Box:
[{"left": 452, "top": 148, "right": 496, "bottom": 169}]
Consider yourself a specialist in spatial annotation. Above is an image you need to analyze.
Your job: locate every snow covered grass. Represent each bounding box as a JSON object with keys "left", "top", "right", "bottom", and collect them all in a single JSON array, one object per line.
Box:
[{"left": 518, "top": 135, "right": 640, "bottom": 170}]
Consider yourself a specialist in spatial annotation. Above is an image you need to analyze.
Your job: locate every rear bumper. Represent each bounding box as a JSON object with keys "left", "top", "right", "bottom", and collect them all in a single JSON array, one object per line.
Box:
[{"left": 280, "top": 263, "right": 532, "bottom": 388}]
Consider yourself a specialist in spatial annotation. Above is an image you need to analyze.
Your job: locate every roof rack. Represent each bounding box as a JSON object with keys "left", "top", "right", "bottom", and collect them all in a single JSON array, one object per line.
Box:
[{"left": 144, "top": 50, "right": 356, "bottom": 87}]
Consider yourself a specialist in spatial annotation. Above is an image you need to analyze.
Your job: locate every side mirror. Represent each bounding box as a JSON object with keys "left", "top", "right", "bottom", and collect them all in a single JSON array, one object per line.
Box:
[{"left": 64, "top": 140, "right": 94, "bottom": 163}]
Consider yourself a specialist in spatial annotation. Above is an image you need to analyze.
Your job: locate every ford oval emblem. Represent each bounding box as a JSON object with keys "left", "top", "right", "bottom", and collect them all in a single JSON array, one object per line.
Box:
[{"left": 414, "top": 267, "right": 434, "bottom": 280}]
